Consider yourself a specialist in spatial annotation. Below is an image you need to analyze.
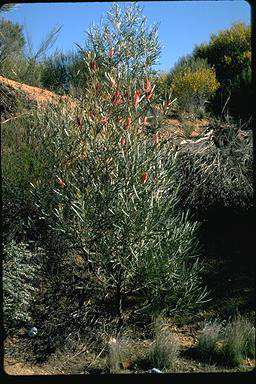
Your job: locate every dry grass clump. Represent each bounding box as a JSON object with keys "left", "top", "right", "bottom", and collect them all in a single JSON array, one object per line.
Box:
[
  {"left": 196, "top": 314, "right": 255, "bottom": 367},
  {"left": 222, "top": 315, "right": 255, "bottom": 367},
  {"left": 147, "top": 317, "right": 179, "bottom": 371},
  {"left": 173, "top": 116, "right": 253, "bottom": 217},
  {"left": 197, "top": 319, "right": 223, "bottom": 362}
]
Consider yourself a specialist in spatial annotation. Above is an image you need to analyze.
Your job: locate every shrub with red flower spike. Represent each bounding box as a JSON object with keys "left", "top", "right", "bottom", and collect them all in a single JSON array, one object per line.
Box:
[
  {"left": 109, "top": 47, "right": 114, "bottom": 58},
  {"left": 144, "top": 79, "right": 154, "bottom": 100},
  {"left": 125, "top": 116, "right": 132, "bottom": 129},
  {"left": 112, "top": 90, "right": 123, "bottom": 106},
  {"left": 120, "top": 137, "right": 126, "bottom": 146},
  {"left": 143, "top": 172, "right": 148, "bottom": 184},
  {"left": 89, "top": 60, "right": 97, "bottom": 72},
  {"left": 56, "top": 177, "right": 65, "bottom": 187},
  {"left": 134, "top": 89, "right": 141, "bottom": 110}
]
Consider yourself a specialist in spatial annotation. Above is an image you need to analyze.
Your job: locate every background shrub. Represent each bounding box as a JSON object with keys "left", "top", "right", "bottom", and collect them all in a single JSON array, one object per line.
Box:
[
  {"left": 40, "top": 50, "right": 86, "bottom": 95},
  {"left": 170, "top": 55, "right": 219, "bottom": 115},
  {"left": 193, "top": 22, "right": 251, "bottom": 119},
  {"left": 0, "top": 18, "right": 25, "bottom": 63},
  {"left": 153, "top": 70, "right": 175, "bottom": 115}
]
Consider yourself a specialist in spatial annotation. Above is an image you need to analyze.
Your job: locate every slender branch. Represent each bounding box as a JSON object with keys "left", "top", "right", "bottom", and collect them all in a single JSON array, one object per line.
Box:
[{"left": 1, "top": 112, "right": 33, "bottom": 125}]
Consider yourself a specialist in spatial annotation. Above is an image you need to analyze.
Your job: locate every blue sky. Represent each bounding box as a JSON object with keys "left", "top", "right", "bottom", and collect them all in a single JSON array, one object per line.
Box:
[{"left": 1, "top": 1, "right": 251, "bottom": 71}]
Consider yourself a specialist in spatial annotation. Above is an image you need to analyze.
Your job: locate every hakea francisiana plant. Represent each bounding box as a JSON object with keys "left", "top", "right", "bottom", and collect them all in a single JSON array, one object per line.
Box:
[{"left": 33, "top": 3, "right": 209, "bottom": 321}]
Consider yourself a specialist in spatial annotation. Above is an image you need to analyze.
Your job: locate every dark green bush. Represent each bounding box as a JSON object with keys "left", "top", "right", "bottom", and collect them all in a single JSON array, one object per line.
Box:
[
  {"left": 193, "top": 22, "right": 252, "bottom": 119},
  {"left": 40, "top": 51, "right": 85, "bottom": 95}
]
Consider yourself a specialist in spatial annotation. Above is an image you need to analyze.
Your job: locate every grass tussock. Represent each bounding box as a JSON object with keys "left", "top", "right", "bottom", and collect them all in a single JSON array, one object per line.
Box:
[
  {"left": 197, "top": 319, "right": 223, "bottom": 363},
  {"left": 196, "top": 314, "right": 255, "bottom": 367},
  {"left": 222, "top": 315, "right": 255, "bottom": 367},
  {"left": 147, "top": 317, "right": 179, "bottom": 371}
]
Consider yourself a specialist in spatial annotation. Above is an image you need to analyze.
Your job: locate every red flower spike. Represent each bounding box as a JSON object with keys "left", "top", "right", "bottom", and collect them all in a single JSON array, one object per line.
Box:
[
  {"left": 146, "top": 89, "right": 154, "bottom": 101},
  {"left": 109, "top": 75, "right": 116, "bottom": 88},
  {"left": 95, "top": 82, "right": 100, "bottom": 92},
  {"left": 89, "top": 60, "right": 97, "bottom": 72},
  {"left": 76, "top": 116, "right": 81, "bottom": 127},
  {"left": 112, "top": 90, "right": 122, "bottom": 106},
  {"left": 57, "top": 177, "right": 65, "bottom": 187},
  {"left": 134, "top": 89, "right": 141, "bottom": 110},
  {"left": 120, "top": 137, "right": 126, "bottom": 146},
  {"left": 124, "top": 89, "right": 131, "bottom": 105},
  {"left": 101, "top": 116, "right": 108, "bottom": 124},
  {"left": 109, "top": 48, "right": 114, "bottom": 58},
  {"left": 143, "top": 172, "right": 148, "bottom": 184},
  {"left": 125, "top": 116, "right": 132, "bottom": 129},
  {"left": 153, "top": 132, "right": 160, "bottom": 144},
  {"left": 144, "top": 79, "right": 153, "bottom": 100},
  {"left": 144, "top": 79, "right": 152, "bottom": 94},
  {"left": 88, "top": 111, "right": 95, "bottom": 121},
  {"left": 143, "top": 116, "right": 149, "bottom": 125}
]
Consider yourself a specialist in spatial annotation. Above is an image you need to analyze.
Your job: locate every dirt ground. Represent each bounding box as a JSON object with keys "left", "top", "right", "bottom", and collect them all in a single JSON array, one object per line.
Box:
[
  {"left": 4, "top": 356, "right": 50, "bottom": 375},
  {"left": 0, "top": 75, "right": 78, "bottom": 109}
]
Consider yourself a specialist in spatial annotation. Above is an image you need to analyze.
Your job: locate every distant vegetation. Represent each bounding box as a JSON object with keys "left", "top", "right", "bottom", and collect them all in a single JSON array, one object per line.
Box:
[{"left": 0, "top": 7, "right": 251, "bottom": 119}]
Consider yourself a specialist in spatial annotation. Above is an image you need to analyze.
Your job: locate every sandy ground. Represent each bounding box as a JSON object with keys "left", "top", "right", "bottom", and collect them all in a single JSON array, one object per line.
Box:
[
  {"left": 0, "top": 75, "right": 78, "bottom": 109},
  {"left": 4, "top": 356, "right": 51, "bottom": 375}
]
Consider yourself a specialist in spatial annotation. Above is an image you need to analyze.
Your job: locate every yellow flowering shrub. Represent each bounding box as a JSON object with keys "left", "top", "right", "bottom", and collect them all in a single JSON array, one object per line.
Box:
[{"left": 171, "top": 66, "right": 220, "bottom": 113}]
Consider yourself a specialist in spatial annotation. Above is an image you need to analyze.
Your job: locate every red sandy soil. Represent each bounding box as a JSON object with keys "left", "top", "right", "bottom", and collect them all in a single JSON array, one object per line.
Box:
[{"left": 0, "top": 75, "right": 78, "bottom": 109}]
